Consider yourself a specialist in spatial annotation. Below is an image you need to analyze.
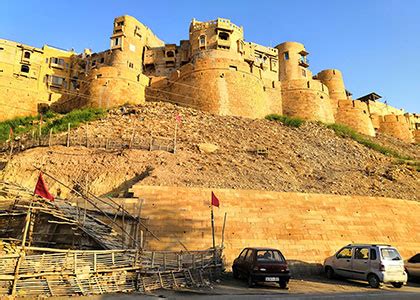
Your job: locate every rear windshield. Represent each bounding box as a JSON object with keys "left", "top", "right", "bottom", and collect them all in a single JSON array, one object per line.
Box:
[
  {"left": 380, "top": 248, "right": 402, "bottom": 261},
  {"left": 256, "top": 250, "right": 284, "bottom": 263}
]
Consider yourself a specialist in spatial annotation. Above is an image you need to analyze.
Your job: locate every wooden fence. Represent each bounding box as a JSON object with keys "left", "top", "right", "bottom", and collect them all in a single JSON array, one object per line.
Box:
[
  {"left": 0, "top": 246, "right": 223, "bottom": 297},
  {"left": 0, "top": 129, "right": 176, "bottom": 157}
]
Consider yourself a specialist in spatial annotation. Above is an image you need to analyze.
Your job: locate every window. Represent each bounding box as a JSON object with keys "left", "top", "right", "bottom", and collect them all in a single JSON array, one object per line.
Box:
[
  {"left": 128, "top": 62, "right": 134, "bottom": 68},
  {"left": 100, "top": 57, "right": 105, "bottom": 63},
  {"left": 91, "top": 60, "right": 96, "bottom": 67},
  {"left": 166, "top": 51, "right": 175, "bottom": 58},
  {"left": 24, "top": 51, "right": 31, "bottom": 59},
  {"left": 51, "top": 57, "right": 65, "bottom": 67},
  {"left": 20, "top": 65, "right": 30, "bottom": 73},
  {"left": 112, "top": 37, "right": 121, "bottom": 47},
  {"left": 256, "top": 250, "right": 284, "bottom": 263},
  {"left": 370, "top": 248, "right": 377, "bottom": 260},
  {"left": 199, "top": 35, "right": 206, "bottom": 49},
  {"left": 0, "top": 47, "right": 4, "bottom": 50},
  {"left": 284, "top": 51, "right": 289, "bottom": 60},
  {"left": 245, "top": 249, "right": 253, "bottom": 262},
  {"left": 218, "top": 31, "right": 230, "bottom": 41},
  {"left": 116, "top": 21, "right": 124, "bottom": 26},
  {"left": 336, "top": 247, "right": 352, "bottom": 259},
  {"left": 302, "top": 69, "right": 306, "bottom": 77},
  {"left": 354, "top": 247, "right": 369, "bottom": 260},
  {"left": 381, "top": 248, "right": 402, "bottom": 261},
  {"left": 49, "top": 75, "right": 65, "bottom": 87},
  {"left": 239, "top": 249, "right": 248, "bottom": 259}
]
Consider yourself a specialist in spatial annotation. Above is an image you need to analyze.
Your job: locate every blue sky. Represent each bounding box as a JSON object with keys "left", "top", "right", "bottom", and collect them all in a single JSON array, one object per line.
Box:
[{"left": 1, "top": 0, "right": 419, "bottom": 112}]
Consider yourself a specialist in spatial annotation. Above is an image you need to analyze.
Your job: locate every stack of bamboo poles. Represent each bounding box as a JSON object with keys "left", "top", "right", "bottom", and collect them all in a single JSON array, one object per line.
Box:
[
  {"left": 0, "top": 246, "right": 223, "bottom": 297},
  {"left": 0, "top": 180, "right": 224, "bottom": 297}
]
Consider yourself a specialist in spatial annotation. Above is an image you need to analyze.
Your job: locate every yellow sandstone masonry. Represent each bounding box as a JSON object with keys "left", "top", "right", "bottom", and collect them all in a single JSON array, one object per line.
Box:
[
  {"left": 128, "top": 185, "right": 420, "bottom": 266},
  {"left": 0, "top": 15, "right": 418, "bottom": 142}
]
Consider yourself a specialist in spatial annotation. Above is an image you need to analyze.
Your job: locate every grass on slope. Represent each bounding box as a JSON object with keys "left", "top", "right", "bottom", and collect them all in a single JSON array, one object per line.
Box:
[
  {"left": 265, "top": 114, "right": 304, "bottom": 128},
  {"left": 326, "top": 123, "right": 419, "bottom": 171},
  {"left": 0, "top": 108, "right": 105, "bottom": 142}
]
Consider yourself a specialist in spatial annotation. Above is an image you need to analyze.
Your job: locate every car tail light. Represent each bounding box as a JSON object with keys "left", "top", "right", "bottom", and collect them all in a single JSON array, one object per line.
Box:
[{"left": 379, "top": 263, "right": 386, "bottom": 272}]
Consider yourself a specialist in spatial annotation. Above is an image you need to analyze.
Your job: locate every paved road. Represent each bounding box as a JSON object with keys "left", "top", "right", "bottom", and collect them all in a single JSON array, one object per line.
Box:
[{"left": 95, "top": 277, "right": 420, "bottom": 300}]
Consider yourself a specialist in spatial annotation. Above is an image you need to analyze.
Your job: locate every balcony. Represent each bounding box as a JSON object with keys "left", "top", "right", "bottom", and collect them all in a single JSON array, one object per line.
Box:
[{"left": 299, "top": 57, "right": 309, "bottom": 68}]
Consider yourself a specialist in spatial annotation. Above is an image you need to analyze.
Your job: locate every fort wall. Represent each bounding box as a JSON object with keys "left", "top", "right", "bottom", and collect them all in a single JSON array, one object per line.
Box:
[
  {"left": 281, "top": 79, "right": 334, "bottom": 123},
  {"left": 148, "top": 55, "right": 282, "bottom": 118},
  {"left": 317, "top": 69, "right": 347, "bottom": 115},
  {"left": 127, "top": 185, "right": 420, "bottom": 266},
  {"left": 335, "top": 100, "right": 376, "bottom": 136},
  {"left": 377, "top": 114, "right": 414, "bottom": 143}
]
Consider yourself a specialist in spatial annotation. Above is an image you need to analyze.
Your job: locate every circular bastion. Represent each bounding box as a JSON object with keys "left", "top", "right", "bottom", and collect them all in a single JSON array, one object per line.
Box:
[
  {"left": 149, "top": 53, "right": 283, "bottom": 118},
  {"left": 83, "top": 66, "right": 149, "bottom": 109},
  {"left": 335, "top": 100, "right": 376, "bottom": 136},
  {"left": 281, "top": 79, "right": 335, "bottom": 124}
]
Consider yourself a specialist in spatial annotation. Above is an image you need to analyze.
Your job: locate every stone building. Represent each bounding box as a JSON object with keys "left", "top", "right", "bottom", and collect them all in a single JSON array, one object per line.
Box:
[{"left": 0, "top": 15, "right": 418, "bottom": 142}]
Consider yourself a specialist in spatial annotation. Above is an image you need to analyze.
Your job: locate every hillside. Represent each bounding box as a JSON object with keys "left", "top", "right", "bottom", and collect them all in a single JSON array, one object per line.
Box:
[{"left": 1, "top": 102, "right": 419, "bottom": 200}]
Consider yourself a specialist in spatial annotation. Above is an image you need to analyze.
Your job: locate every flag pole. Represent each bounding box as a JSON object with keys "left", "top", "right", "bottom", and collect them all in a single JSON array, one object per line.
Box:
[{"left": 211, "top": 203, "right": 216, "bottom": 250}]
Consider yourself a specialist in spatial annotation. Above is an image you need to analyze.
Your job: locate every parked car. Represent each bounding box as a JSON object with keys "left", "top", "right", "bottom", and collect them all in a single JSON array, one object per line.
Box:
[
  {"left": 232, "top": 247, "right": 290, "bottom": 288},
  {"left": 324, "top": 244, "right": 407, "bottom": 288},
  {"left": 405, "top": 253, "right": 420, "bottom": 280}
]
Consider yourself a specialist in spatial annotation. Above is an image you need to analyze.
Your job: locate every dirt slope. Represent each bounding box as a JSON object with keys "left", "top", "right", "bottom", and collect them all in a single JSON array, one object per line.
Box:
[{"left": 1, "top": 102, "right": 419, "bottom": 200}]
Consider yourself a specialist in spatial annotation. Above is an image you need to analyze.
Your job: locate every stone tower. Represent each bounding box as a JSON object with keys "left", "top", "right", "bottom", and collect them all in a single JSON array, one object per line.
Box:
[
  {"left": 82, "top": 15, "right": 164, "bottom": 109},
  {"left": 276, "top": 42, "right": 334, "bottom": 123}
]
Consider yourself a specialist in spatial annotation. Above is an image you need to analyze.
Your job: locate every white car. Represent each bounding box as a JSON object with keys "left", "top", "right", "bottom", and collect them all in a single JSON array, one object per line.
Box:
[{"left": 324, "top": 244, "right": 407, "bottom": 288}]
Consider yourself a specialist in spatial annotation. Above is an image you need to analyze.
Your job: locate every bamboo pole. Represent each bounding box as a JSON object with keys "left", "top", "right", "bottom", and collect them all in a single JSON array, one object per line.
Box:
[
  {"left": 221, "top": 212, "right": 227, "bottom": 248},
  {"left": 48, "top": 128, "right": 53, "bottom": 147},
  {"left": 66, "top": 123, "right": 70, "bottom": 147},
  {"left": 11, "top": 200, "right": 33, "bottom": 295},
  {"left": 33, "top": 167, "right": 139, "bottom": 246}
]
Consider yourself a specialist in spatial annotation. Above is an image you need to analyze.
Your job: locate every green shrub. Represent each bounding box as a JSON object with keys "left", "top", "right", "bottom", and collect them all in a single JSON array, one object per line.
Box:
[
  {"left": 326, "top": 123, "right": 412, "bottom": 160},
  {"left": 0, "top": 108, "right": 105, "bottom": 142},
  {"left": 0, "top": 115, "right": 38, "bottom": 141},
  {"left": 43, "top": 108, "right": 106, "bottom": 133},
  {"left": 265, "top": 114, "right": 304, "bottom": 128}
]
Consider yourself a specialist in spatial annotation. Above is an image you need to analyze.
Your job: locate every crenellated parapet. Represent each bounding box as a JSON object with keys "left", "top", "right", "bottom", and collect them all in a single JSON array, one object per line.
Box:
[
  {"left": 335, "top": 100, "right": 375, "bottom": 136},
  {"left": 377, "top": 114, "right": 414, "bottom": 143}
]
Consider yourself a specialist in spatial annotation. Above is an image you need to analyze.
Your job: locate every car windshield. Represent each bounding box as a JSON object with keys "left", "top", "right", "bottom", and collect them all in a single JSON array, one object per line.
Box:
[
  {"left": 380, "top": 248, "right": 401, "bottom": 261},
  {"left": 256, "top": 250, "right": 284, "bottom": 263}
]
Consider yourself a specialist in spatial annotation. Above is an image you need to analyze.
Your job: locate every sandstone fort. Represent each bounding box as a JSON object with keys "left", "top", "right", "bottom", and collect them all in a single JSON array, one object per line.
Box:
[{"left": 0, "top": 15, "right": 418, "bottom": 143}]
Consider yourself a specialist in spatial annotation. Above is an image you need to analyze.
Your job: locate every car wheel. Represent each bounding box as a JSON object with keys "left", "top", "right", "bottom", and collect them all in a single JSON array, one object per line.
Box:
[
  {"left": 248, "top": 275, "right": 255, "bottom": 288},
  {"left": 325, "top": 267, "right": 334, "bottom": 279},
  {"left": 279, "top": 280, "right": 289, "bottom": 289},
  {"left": 368, "top": 274, "right": 380, "bottom": 288},
  {"left": 391, "top": 282, "right": 403, "bottom": 288},
  {"left": 232, "top": 267, "right": 239, "bottom": 279}
]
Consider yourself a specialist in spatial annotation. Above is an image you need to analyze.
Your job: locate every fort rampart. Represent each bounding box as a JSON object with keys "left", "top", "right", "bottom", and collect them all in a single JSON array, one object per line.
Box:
[{"left": 124, "top": 185, "right": 420, "bottom": 267}]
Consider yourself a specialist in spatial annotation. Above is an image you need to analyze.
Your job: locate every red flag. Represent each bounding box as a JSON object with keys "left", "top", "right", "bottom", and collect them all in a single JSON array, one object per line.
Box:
[
  {"left": 175, "top": 113, "right": 182, "bottom": 124},
  {"left": 211, "top": 192, "right": 220, "bottom": 208},
  {"left": 34, "top": 172, "right": 54, "bottom": 201}
]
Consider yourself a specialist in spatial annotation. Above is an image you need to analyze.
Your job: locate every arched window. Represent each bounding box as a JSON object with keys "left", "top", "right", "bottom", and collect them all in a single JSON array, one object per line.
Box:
[
  {"left": 24, "top": 51, "right": 31, "bottom": 59},
  {"left": 21, "top": 65, "right": 30, "bottom": 73},
  {"left": 199, "top": 35, "right": 206, "bottom": 49},
  {"left": 166, "top": 50, "right": 175, "bottom": 58}
]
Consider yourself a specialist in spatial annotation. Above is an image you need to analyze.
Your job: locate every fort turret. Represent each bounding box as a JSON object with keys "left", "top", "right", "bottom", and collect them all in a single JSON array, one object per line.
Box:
[{"left": 276, "top": 42, "right": 334, "bottom": 123}]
